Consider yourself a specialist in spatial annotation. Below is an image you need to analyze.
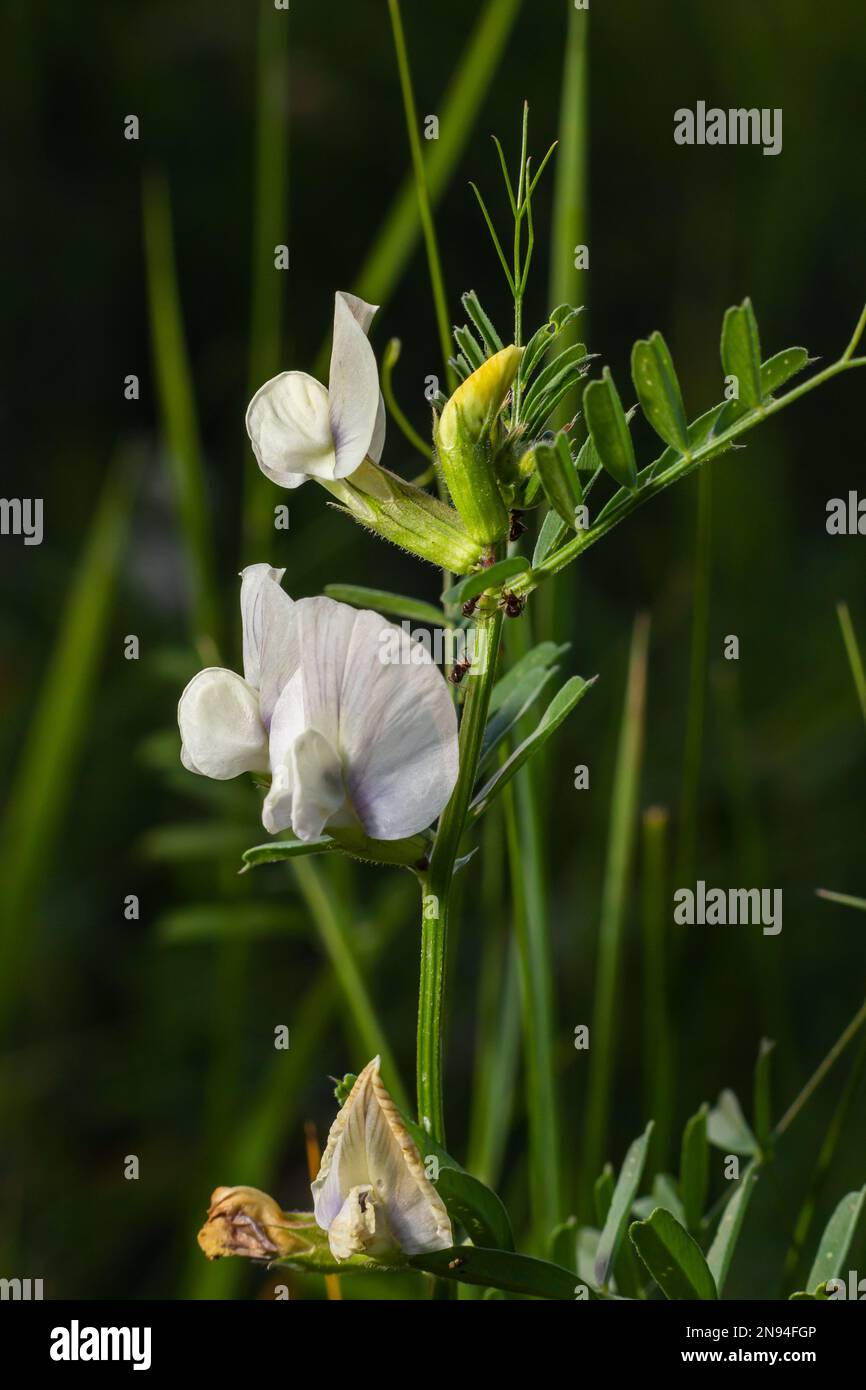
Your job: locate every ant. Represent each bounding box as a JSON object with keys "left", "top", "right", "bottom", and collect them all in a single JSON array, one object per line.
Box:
[
  {"left": 509, "top": 510, "right": 527, "bottom": 541},
  {"left": 500, "top": 590, "right": 526, "bottom": 618},
  {"left": 449, "top": 656, "right": 472, "bottom": 685}
]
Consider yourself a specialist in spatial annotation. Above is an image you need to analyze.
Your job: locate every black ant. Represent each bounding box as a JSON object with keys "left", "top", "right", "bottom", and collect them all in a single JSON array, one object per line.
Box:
[
  {"left": 461, "top": 596, "right": 478, "bottom": 618},
  {"left": 509, "top": 510, "right": 527, "bottom": 541},
  {"left": 500, "top": 590, "right": 525, "bottom": 618},
  {"left": 449, "top": 656, "right": 472, "bottom": 685}
]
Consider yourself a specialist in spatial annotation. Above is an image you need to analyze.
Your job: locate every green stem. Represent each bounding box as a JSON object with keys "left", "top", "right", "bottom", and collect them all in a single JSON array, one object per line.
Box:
[
  {"left": 516, "top": 345, "right": 866, "bottom": 596},
  {"left": 387, "top": 0, "right": 456, "bottom": 394},
  {"left": 417, "top": 609, "right": 504, "bottom": 1141}
]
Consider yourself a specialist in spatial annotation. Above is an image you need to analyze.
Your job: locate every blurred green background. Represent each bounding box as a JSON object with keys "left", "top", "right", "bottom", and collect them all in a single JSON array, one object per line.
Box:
[{"left": 1, "top": 0, "right": 865, "bottom": 1299}]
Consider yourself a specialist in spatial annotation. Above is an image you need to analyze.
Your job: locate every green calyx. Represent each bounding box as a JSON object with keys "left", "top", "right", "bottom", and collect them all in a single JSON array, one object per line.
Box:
[{"left": 322, "top": 460, "right": 484, "bottom": 575}]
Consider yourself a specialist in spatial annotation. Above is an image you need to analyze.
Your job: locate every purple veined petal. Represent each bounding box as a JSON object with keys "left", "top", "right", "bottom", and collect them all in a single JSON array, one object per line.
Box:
[
  {"left": 340, "top": 611, "right": 459, "bottom": 840},
  {"left": 369, "top": 391, "right": 387, "bottom": 465},
  {"left": 293, "top": 597, "right": 458, "bottom": 840},
  {"left": 246, "top": 370, "right": 336, "bottom": 487},
  {"left": 177, "top": 668, "right": 269, "bottom": 780},
  {"left": 240, "top": 564, "right": 287, "bottom": 691},
  {"left": 250, "top": 572, "right": 301, "bottom": 727},
  {"left": 328, "top": 292, "right": 382, "bottom": 479}
]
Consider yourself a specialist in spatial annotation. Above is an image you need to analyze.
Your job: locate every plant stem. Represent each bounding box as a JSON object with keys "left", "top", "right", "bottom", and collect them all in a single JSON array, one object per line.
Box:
[
  {"left": 516, "top": 340, "right": 866, "bottom": 596},
  {"left": 387, "top": 0, "right": 456, "bottom": 394},
  {"left": 417, "top": 609, "right": 504, "bottom": 1141}
]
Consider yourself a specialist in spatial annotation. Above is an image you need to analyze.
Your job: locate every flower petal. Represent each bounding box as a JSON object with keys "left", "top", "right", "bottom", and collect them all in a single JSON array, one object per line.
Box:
[
  {"left": 312, "top": 1057, "right": 452, "bottom": 1258},
  {"left": 246, "top": 370, "right": 336, "bottom": 487},
  {"left": 328, "top": 292, "right": 382, "bottom": 479},
  {"left": 178, "top": 668, "right": 269, "bottom": 779},
  {"left": 239, "top": 564, "right": 299, "bottom": 724}
]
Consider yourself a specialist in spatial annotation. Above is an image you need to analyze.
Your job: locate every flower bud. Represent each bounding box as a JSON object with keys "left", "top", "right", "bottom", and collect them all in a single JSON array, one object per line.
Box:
[
  {"left": 435, "top": 346, "right": 523, "bottom": 545},
  {"left": 197, "top": 1185, "right": 312, "bottom": 1261},
  {"left": 323, "top": 459, "right": 483, "bottom": 574}
]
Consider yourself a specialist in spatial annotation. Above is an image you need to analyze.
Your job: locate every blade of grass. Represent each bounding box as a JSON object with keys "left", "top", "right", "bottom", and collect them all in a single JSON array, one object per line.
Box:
[
  {"left": 293, "top": 858, "right": 409, "bottom": 1113},
  {"left": 0, "top": 456, "right": 137, "bottom": 1030},
  {"left": 782, "top": 1031, "right": 866, "bottom": 1291},
  {"left": 244, "top": 0, "right": 290, "bottom": 557},
  {"left": 547, "top": 0, "right": 589, "bottom": 422},
  {"left": 641, "top": 805, "right": 674, "bottom": 1174},
  {"left": 387, "top": 0, "right": 455, "bottom": 394},
  {"left": 142, "top": 172, "right": 221, "bottom": 658},
  {"left": 466, "top": 801, "right": 521, "bottom": 1189},
  {"left": 502, "top": 771, "right": 561, "bottom": 1246},
  {"left": 677, "top": 469, "right": 712, "bottom": 882},
  {"left": 313, "top": 0, "right": 523, "bottom": 378},
  {"left": 836, "top": 601, "right": 866, "bottom": 728},
  {"left": 582, "top": 614, "right": 651, "bottom": 1210}
]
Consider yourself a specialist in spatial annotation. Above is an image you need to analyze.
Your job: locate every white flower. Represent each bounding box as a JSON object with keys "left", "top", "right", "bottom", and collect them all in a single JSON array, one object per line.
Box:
[
  {"left": 246, "top": 292, "right": 385, "bottom": 489},
  {"left": 312, "top": 1057, "right": 453, "bottom": 1261},
  {"left": 177, "top": 565, "right": 458, "bottom": 842}
]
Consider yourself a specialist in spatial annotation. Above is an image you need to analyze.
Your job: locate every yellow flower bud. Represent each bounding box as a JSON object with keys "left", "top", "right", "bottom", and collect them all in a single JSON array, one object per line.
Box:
[{"left": 436, "top": 346, "right": 523, "bottom": 546}]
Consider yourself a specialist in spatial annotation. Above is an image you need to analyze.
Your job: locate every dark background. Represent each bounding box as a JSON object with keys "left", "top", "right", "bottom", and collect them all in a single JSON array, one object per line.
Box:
[{"left": 1, "top": 0, "right": 864, "bottom": 1299}]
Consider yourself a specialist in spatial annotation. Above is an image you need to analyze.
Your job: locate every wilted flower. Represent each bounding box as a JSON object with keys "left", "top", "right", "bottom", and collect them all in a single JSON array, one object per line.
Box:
[
  {"left": 246, "top": 291, "right": 384, "bottom": 489},
  {"left": 312, "top": 1056, "right": 453, "bottom": 1261},
  {"left": 197, "top": 1185, "right": 311, "bottom": 1261},
  {"left": 178, "top": 566, "right": 458, "bottom": 842}
]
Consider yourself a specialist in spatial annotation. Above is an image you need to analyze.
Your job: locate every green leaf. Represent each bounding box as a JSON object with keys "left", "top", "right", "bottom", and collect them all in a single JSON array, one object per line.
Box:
[
  {"left": 629, "top": 1207, "right": 718, "bottom": 1300},
  {"left": 453, "top": 323, "right": 486, "bottom": 372},
  {"left": 410, "top": 1245, "right": 594, "bottom": 1300},
  {"left": 594, "top": 1121, "right": 654, "bottom": 1287},
  {"left": 805, "top": 1187, "right": 866, "bottom": 1294},
  {"left": 241, "top": 838, "right": 337, "bottom": 870},
  {"left": 324, "top": 584, "right": 444, "bottom": 628},
  {"left": 461, "top": 290, "right": 504, "bottom": 355},
  {"left": 435, "top": 1168, "right": 514, "bottom": 1251},
  {"left": 479, "top": 647, "right": 565, "bottom": 769},
  {"left": 441, "top": 556, "right": 530, "bottom": 608},
  {"left": 488, "top": 641, "right": 570, "bottom": 714},
  {"left": 720, "top": 297, "right": 762, "bottom": 412},
  {"left": 631, "top": 331, "right": 689, "bottom": 452},
  {"left": 706, "top": 1159, "right": 760, "bottom": 1295},
  {"left": 760, "top": 346, "right": 810, "bottom": 396},
  {"left": 680, "top": 1104, "right": 709, "bottom": 1234},
  {"left": 549, "top": 1216, "right": 579, "bottom": 1273},
  {"left": 471, "top": 674, "right": 597, "bottom": 818},
  {"left": 753, "top": 1037, "right": 776, "bottom": 1152},
  {"left": 533, "top": 504, "right": 569, "bottom": 567},
  {"left": 707, "top": 1089, "right": 759, "bottom": 1156},
  {"left": 594, "top": 1163, "right": 615, "bottom": 1225},
  {"left": 534, "top": 432, "right": 583, "bottom": 529},
  {"left": 520, "top": 304, "right": 583, "bottom": 386},
  {"left": 583, "top": 367, "right": 638, "bottom": 490},
  {"left": 632, "top": 1173, "right": 686, "bottom": 1227},
  {"left": 522, "top": 342, "right": 590, "bottom": 424}
]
